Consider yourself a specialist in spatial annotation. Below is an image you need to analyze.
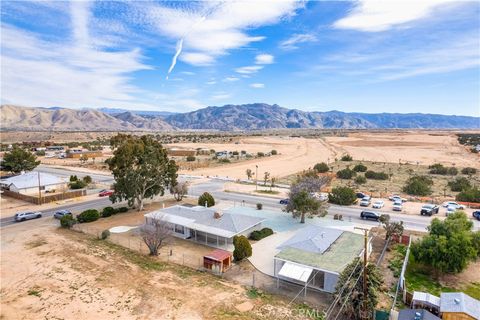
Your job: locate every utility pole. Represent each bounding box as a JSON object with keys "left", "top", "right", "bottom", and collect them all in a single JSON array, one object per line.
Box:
[
  {"left": 255, "top": 165, "right": 258, "bottom": 191},
  {"left": 355, "top": 226, "right": 370, "bottom": 320},
  {"left": 37, "top": 172, "right": 42, "bottom": 205}
]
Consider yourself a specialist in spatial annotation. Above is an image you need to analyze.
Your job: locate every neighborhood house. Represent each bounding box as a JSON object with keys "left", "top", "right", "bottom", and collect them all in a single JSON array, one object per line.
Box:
[
  {"left": 274, "top": 226, "right": 366, "bottom": 294},
  {"left": 144, "top": 205, "right": 265, "bottom": 249},
  {"left": 0, "top": 172, "right": 67, "bottom": 195}
]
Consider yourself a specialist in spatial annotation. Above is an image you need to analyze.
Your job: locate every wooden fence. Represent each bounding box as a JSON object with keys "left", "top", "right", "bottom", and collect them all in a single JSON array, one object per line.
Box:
[{"left": 2, "top": 189, "right": 86, "bottom": 204}]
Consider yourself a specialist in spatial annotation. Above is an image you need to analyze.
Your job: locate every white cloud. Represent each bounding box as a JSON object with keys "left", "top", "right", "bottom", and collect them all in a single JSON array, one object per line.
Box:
[
  {"left": 133, "top": 1, "right": 303, "bottom": 68},
  {"left": 181, "top": 71, "right": 196, "bottom": 76},
  {"left": 333, "top": 0, "right": 458, "bottom": 32},
  {"left": 279, "top": 33, "right": 317, "bottom": 50},
  {"left": 206, "top": 80, "right": 217, "bottom": 85},
  {"left": 1, "top": 21, "right": 152, "bottom": 109},
  {"left": 224, "top": 76, "right": 240, "bottom": 82},
  {"left": 180, "top": 52, "right": 214, "bottom": 66},
  {"left": 211, "top": 93, "right": 231, "bottom": 100},
  {"left": 250, "top": 83, "right": 265, "bottom": 88},
  {"left": 255, "top": 54, "right": 274, "bottom": 64},
  {"left": 235, "top": 65, "right": 264, "bottom": 74}
]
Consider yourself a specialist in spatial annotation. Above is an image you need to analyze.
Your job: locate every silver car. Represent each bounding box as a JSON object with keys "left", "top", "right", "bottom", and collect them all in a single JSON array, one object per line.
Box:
[
  {"left": 14, "top": 211, "right": 42, "bottom": 222},
  {"left": 53, "top": 210, "right": 72, "bottom": 219}
]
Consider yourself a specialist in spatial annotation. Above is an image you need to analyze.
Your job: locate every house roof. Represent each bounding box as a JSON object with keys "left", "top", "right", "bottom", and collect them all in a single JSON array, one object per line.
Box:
[
  {"left": 205, "top": 249, "right": 232, "bottom": 261},
  {"left": 275, "top": 226, "right": 364, "bottom": 273},
  {"left": 145, "top": 205, "right": 265, "bottom": 238},
  {"left": 0, "top": 172, "right": 66, "bottom": 189},
  {"left": 440, "top": 292, "right": 480, "bottom": 319},
  {"left": 398, "top": 309, "right": 440, "bottom": 320}
]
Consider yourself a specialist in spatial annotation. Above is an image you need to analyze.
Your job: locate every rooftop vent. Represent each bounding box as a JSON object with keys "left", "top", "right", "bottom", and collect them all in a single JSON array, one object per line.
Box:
[
  {"left": 214, "top": 211, "right": 223, "bottom": 219},
  {"left": 454, "top": 298, "right": 460, "bottom": 304}
]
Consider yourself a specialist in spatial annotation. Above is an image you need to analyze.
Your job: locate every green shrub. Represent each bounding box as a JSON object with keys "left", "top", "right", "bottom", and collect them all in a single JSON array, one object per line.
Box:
[
  {"left": 69, "top": 175, "right": 78, "bottom": 182},
  {"left": 447, "top": 167, "right": 458, "bottom": 176},
  {"left": 257, "top": 152, "right": 265, "bottom": 157},
  {"left": 340, "top": 154, "right": 353, "bottom": 161},
  {"left": 233, "top": 235, "right": 252, "bottom": 261},
  {"left": 117, "top": 207, "right": 129, "bottom": 213},
  {"left": 403, "top": 176, "right": 433, "bottom": 196},
  {"left": 271, "top": 150, "right": 277, "bottom": 155},
  {"left": 365, "top": 170, "right": 389, "bottom": 180},
  {"left": 313, "top": 162, "right": 329, "bottom": 173},
  {"left": 249, "top": 228, "right": 274, "bottom": 241},
  {"left": 60, "top": 215, "right": 76, "bottom": 228},
  {"left": 328, "top": 186, "right": 357, "bottom": 205},
  {"left": 462, "top": 167, "right": 477, "bottom": 175},
  {"left": 186, "top": 155, "right": 196, "bottom": 162},
  {"left": 429, "top": 163, "right": 448, "bottom": 175},
  {"left": 336, "top": 168, "right": 355, "bottom": 179},
  {"left": 101, "top": 206, "right": 116, "bottom": 218},
  {"left": 82, "top": 175, "right": 92, "bottom": 184},
  {"left": 77, "top": 209, "right": 100, "bottom": 223},
  {"left": 256, "top": 203, "right": 263, "bottom": 210},
  {"left": 354, "top": 175, "right": 367, "bottom": 184},
  {"left": 69, "top": 180, "right": 87, "bottom": 189},
  {"left": 232, "top": 151, "right": 239, "bottom": 156},
  {"left": 353, "top": 163, "right": 368, "bottom": 172},
  {"left": 456, "top": 187, "right": 480, "bottom": 203},
  {"left": 218, "top": 158, "right": 231, "bottom": 163},
  {"left": 448, "top": 177, "right": 472, "bottom": 192},
  {"left": 198, "top": 192, "right": 215, "bottom": 207},
  {"left": 36, "top": 150, "right": 46, "bottom": 156},
  {"left": 101, "top": 229, "right": 110, "bottom": 240}
]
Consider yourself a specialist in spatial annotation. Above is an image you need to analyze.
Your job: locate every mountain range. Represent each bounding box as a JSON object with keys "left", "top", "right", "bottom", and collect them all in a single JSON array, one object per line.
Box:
[{"left": 1, "top": 104, "right": 478, "bottom": 131}]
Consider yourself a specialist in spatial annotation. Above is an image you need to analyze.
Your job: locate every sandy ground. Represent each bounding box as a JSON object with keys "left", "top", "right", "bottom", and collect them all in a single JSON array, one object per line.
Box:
[
  {"left": 325, "top": 132, "right": 479, "bottom": 168},
  {"left": 0, "top": 218, "right": 317, "bottom": 320},
  {"left": 176, "top": 136, "right": 336, "bottom": 180}
]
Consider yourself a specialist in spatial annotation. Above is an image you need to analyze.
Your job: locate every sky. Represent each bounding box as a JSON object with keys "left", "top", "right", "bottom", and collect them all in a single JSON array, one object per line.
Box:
[{"left": 1, "top": 0, "right": 479, "bottom": 116}]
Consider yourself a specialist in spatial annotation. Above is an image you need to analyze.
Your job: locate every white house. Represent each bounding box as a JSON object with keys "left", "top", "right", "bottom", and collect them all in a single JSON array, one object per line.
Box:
[
  {"left": 0, "top": 172, "right": 67, "bottom": 195},
  {"left": 274, "top": 226, "right": 366, "bottom": 294},
  {"left": 145, "top": 205, "right": 265, "bottom": 249}
]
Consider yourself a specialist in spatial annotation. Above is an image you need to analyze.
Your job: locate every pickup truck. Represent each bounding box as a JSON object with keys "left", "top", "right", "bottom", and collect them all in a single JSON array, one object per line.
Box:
[{"left": 420, "top": 204, "right": 439, "bottom": 216}]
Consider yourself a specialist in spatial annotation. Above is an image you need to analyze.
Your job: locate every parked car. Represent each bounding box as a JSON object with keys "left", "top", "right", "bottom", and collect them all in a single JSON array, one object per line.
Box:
[
  {"left": 14, "top": 211, "right": 42, "bottom": 222},
  {"left": 310, "top": 192, "right": 328, "bottom": 201},
  {"left": 372, "top": 200, "right": 384, "bottom": 209},
  {"left": 360, "top": 211, "right": 380, "bottom": 221},
  {"left": 392, "top": 201, "right": 403, "bottom": 212},
  {"left": 446, "top": 206, "right": 458, "bottom": 216},
  {"left": 99, "top": 190, "right": 114, "bottom": 197},
  {"left": 279, "top": 199, "right": 289, "bottom": 205},
  {"left": 389, "top": 195, "right": 407, "bottom": 202},
  {"left": 359, "top": 198, "right": 371, "bottom": 207},
  {"left": 442, "top": 201, "right": 465, "bottom": 210},
  {"left": 420, "top": 204, "right": 440, "bottom": 216},
  {"left": 356, "top": 192, "right": 367, "bottom": 199},
  {"left": 54, "top": 209, "right": 72, "bottom": 219},
  {"left": 473, "top": 211, "right": 480, "bottom": 221}
]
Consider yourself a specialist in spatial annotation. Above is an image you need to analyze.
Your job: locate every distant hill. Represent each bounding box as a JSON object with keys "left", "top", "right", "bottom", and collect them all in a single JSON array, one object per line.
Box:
[
  {"left": 98, "top": 107, "right": 176, "bottom": 118},
  {"left": 1, "top": 104, "right": 478, "bottom": 131}
]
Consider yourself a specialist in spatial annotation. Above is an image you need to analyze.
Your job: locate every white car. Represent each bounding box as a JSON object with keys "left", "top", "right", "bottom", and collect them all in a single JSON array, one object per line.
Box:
[
  {"left": 389, "top": 195, "right": 407, "bottom": 203},
  {"left": 446, "top": 205, "right": 458, "bottom": 216},
  {"left": 359, "top": 198, "right": 371, "bottom": 207},
  {"left": 442, "top": 201, "right": 465, "bottom": 210},
  {"left": 392, "top": 201, "right": 403, "bottom": 212},
  {"left": 372, "top": 200, "right": 384, "bottom": 209}
]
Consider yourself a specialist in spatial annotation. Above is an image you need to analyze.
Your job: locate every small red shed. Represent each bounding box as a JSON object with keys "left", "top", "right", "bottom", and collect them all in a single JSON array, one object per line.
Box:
[{"left": 203, "top": 249, "right": 232, "bottom": 273}]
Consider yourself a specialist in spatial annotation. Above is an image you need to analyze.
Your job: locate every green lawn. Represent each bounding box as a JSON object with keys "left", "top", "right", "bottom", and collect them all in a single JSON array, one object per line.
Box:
[{"left": 405, "top": 255, "right": 480, "bottom": 300}]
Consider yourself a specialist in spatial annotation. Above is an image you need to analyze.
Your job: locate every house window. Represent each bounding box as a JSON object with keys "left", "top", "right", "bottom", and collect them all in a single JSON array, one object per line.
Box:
[{"left": 174, "top": 225, "right": 184, "bottom": 234}]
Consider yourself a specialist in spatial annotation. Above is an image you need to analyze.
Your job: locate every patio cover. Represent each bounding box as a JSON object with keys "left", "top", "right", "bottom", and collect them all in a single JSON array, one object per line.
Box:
[{"left": 278, "top": 262, "right": 313, "bottom": 283}]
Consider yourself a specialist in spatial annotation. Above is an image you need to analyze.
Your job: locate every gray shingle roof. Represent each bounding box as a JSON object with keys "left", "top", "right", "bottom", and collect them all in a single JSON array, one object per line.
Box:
[
  {"left": 440, "top": 292, "right": 480, "bottom": 319},
  {"left": 0, "top": 172, "right": 65, "bottom": 189},
  {"left": 398, "top": 309, "right": 440, "bottom": 320},
  {"left": 147, "top": 205, "right": 265, "bottom": 238},
  {"left": 277, "top": 226, "right": 343, "bottom": 254}
]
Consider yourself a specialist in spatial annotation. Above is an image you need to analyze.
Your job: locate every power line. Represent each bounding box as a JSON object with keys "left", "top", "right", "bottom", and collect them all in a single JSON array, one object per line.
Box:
[
  {"left": 331, "top": 267, "right": 364, "bottom": 320},
  {"left": 324, "top": 257, "right": 362, "bottom": 318}
]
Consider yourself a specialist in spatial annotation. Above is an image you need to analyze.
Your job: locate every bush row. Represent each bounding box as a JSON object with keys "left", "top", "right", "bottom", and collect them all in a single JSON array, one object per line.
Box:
[
  {"left": 60, "top": 206, "right": 129, "bottom": 227},
  {"left": 249, "top": 228, "right": 274, "bottom": 241}
]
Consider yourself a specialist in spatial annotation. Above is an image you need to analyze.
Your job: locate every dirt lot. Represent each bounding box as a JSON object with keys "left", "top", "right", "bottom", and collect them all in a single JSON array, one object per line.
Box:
[{"left": 1, "top": 218, "right": 319, "bottom": 320}]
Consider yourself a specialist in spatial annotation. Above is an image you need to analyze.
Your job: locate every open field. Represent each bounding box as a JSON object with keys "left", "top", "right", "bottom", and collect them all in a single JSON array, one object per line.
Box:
[{"left": 1, "top": 218, "right": 318, "bottom": 320}]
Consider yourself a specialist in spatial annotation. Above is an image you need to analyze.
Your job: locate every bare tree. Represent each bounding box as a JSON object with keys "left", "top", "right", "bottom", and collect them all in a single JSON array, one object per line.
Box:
[
  {"left": 170, "top": 181, "right": 189, "bottom": 201},
  {"left": 270, "top": 176, "right": 276, "bottom": 191},
  {"left": 263, "top": 171, "right": 270, "bottom": 186},
  {"left": 141, "top": 214, "right": 171, "bottom": 256},
  {"left": 246, "top": 168, "right": 253, "bottom": 180}
]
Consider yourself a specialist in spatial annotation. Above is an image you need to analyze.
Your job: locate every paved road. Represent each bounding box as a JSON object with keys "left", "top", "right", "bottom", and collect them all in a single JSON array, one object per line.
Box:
[
  {"left": 5, "top": 167, "right": 479, "bottom": 232},
  {"left": 34, "top": 165, "right": 114, "bottom": 183}
]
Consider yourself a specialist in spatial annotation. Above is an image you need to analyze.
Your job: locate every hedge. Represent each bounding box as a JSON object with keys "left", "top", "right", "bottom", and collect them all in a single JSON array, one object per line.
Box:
[
  {"left": 101, "top": 206, "right": 116, "bottom": 217},
  {"left": 77, "top": 209, "right": 100, "bottom": 223},
  {"left": 364, "top": 170, "right": 389, "bottom": 180},
  {"left": 249, "top": 228, "right": 274, "bottom": 241}
]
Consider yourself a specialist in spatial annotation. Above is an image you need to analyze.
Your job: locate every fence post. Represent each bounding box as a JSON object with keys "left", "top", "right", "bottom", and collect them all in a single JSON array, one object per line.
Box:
[{"left": 252, "top": 271, "right": 256, "bottom": 287}]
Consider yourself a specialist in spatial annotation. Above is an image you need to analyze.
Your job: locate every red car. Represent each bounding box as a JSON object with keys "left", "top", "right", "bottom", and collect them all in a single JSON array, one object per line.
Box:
[{"left": 98, "top": 190, "right": 113, "bottom": 197}]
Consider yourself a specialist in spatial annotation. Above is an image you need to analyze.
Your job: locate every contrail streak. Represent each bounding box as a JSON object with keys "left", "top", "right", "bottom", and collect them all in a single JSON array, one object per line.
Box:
[{"left": 166, "top": 38, "right": 183, "bottom": 80}]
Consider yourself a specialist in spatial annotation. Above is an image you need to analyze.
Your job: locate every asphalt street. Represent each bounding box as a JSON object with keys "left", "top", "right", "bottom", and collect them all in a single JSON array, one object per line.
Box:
[{"left": 3, "top": 166, "right": 479, "bottom": 232}]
